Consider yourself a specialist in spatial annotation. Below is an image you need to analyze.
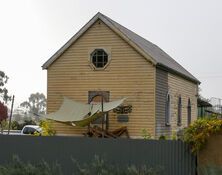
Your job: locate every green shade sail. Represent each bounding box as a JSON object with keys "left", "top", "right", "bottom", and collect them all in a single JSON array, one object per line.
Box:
[{"left": 44, "top": 97, "right": 126, "bottom": 127}]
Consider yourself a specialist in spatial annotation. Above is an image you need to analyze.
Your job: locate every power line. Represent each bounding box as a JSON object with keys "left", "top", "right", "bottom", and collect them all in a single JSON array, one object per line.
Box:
[{"left": 198, "top": 75, "right": 222, "bottom": 79}]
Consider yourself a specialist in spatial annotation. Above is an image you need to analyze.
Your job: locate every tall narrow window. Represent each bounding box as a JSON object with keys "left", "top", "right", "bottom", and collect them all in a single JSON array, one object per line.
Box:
[
  {"left": 187, "top": 99, "right": 191, "bottom": 126},
  {"left": 165, "top": 93, "right": 171, "bottom": 126},
  {"left": 177, "top": 96, "right": 182, "bottom": 126}
]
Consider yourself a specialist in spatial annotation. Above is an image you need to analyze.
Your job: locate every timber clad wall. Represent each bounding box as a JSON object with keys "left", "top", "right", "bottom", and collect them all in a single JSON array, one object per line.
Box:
[
  {"left": 168, "top": 73, "right": 198, "bottom": 131},
  {"left": 155, "top": 69, "right": 198, "bottom": 138},
  {"left": 155, "top": 68, "right": 171, "bottom": 138},
  {"left": 47, "top": 20, "right": 156, "bottom": 137}
]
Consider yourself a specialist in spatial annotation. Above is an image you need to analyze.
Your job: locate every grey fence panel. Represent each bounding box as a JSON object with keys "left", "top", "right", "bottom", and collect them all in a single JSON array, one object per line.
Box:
[{"left": 0, "top": 136, "right": 196, "bottom": 175}]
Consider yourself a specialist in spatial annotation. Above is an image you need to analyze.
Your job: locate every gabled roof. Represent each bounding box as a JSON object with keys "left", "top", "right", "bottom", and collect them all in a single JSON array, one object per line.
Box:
[{"left": 42, "top": 12, "right": 200, "bottom": 84}]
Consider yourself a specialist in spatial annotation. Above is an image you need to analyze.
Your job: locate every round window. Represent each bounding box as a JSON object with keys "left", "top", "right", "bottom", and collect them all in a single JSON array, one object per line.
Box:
[{"left": 91, "top": 49, "right": 108, "bottom": 68}]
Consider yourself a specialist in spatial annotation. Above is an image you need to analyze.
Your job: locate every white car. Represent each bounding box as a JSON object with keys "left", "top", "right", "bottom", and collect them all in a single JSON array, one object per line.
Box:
[{"left": 21, "top": 125, "right": 42, "bottom": 135}]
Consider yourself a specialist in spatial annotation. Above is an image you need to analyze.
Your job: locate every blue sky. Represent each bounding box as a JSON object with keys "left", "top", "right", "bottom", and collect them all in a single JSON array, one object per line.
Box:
[{"left": 1, "top": 0, "right": 222, "bottom": 107}]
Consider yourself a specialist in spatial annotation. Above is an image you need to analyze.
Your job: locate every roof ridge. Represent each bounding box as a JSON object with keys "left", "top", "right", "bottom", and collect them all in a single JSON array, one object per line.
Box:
[{"left": 42, "top": 12, "right": 200, "bottom": 83}]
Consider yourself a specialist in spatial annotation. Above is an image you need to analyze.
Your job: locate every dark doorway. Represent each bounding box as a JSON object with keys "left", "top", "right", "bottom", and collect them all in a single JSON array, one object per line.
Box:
[{"left": 88, "top": 91, "right": 110, "bottom": 130}]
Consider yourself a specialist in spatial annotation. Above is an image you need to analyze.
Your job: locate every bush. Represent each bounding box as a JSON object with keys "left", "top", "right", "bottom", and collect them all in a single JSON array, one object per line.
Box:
[
  {"left": 0, "top": 155, "right": 163, "bottom": 175},
  {"left": 11, "top": 121, "right": 20, "bottom": 130},
  {"left": 183, "top": 117, "right": 222, "bottom": 153},
  {"left": 199, "top": 164, "right": 222, "bottom": 175},
  {"left": 72, "top": 155, "right": 163, "bottom": 175},
  {"left": 141, "top": 129, "right": 152, "bottom": 139},
  {"left": 0, "top": 156, "right": 62, "bottom": 175},
  {"left": 15, "top": 120, "right": 37, "bottom": 130},
  {"left": 159, "top": 135, "right": 166, "bottom": 140},
  {"left": 39, "top": 120, "right": 55, "bottom": 136}
]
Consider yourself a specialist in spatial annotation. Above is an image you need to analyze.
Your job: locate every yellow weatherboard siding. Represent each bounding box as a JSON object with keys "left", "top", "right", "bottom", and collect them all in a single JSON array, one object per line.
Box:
[
  {"left": 47, "top": 20, "right": 156, "bottom": 137},
  {"left": 168, "top": 73, "right": 198, "bottom": 131}
]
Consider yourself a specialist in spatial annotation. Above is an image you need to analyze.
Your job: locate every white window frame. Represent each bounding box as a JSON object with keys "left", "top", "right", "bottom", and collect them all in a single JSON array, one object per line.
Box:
[{"left": 89, "top": 48, "right": 111, "bottom": 70}]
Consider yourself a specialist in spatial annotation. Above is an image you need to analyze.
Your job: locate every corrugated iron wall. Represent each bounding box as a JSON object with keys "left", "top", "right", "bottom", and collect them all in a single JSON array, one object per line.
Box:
[{"left": 0, "top": 136, "right": 196, "bottom": 175}]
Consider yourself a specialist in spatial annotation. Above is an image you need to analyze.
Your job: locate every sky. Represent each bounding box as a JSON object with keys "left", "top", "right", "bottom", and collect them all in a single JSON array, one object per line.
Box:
[{"left": 0, "top": 0, "right": 222, "bottom": 107}]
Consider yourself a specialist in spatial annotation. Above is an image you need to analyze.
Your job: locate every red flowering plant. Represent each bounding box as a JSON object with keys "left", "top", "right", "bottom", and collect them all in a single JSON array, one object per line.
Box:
[{"left": 0, "top": 102, "right": 8, "bottom": 133}]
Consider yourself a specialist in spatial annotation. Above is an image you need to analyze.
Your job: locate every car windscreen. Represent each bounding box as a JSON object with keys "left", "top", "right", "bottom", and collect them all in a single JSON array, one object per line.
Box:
[{"left": 23, "top": 127, "right": 39, "bottom": 135}]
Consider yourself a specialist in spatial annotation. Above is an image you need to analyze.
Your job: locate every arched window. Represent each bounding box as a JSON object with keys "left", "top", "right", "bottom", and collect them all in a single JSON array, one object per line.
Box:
[
  {"left": 177, "top": 96, "right": 182, "bottom": 126},
  {"left": 165, "top": 93, "right": 171, "bottom": 126},
  {"left": 187, "top": 99, "right": 191, "bottom": 126}
]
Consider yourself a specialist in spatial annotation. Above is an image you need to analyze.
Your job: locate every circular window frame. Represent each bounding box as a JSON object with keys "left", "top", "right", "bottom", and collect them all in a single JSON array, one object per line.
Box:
[{"left": 89, "top": 48, "right": 111, "bottom": 70}]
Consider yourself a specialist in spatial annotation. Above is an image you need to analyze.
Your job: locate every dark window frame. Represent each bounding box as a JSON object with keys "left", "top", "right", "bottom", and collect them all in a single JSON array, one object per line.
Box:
[
  {"left": 165, "top": 93, "right": 171, "bottom": 126},
  {"left": 91, "top": 49, "right": 108, "bottom": 69},
  {"left": 177, "top": 96, "right": 182, "bottom": 126},
  {"left": 187, "top": 99, "right": 191, "bottom": 126},
  {"left": 88, "top": 91, "right": 110, "bottom": 126}
]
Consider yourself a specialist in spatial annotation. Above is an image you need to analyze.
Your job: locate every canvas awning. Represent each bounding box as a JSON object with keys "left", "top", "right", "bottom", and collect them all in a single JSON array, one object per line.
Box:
[{"left": 44, "top": 97, "right": 126, "bottom": 127}]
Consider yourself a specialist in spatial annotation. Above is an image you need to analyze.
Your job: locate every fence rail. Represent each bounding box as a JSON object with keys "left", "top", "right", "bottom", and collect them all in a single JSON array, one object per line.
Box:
[{"left": 0, "top": 135, "right": 196, "bottom": 175}]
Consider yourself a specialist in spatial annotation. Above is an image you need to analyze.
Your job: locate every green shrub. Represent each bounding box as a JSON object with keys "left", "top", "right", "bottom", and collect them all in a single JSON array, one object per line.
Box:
[
  {"left": 159, "top": 135, "right": 166, "bottom": 140},
  {"left": 0, "top": 155, "right": 163, "bottom": 175},
  {"left": 12, "top": 120, "right": 37, "bottom": 130},
  {"left": 38, "top": 120, "right": 56, "bottom": 136},
  {"left": 0, "top": 156, "right": 62, "bottom": 175},
  {"left": 72, "top": 155, "right": 163, "bottom": 175},
  {"left": 183, "top": 117, "right": 222, "bottom": 153},
  {"left": 171, "top": 131, "right": 177, "bottom": 140},
  {"left": 126, "top": 165, "right": 162, "bottom": 175},
  {"left": 141, "top": 129, "right": 152, "bottom": 139},
  {"left": 199, "top": 164, "right": 222, "bottom": 175}
]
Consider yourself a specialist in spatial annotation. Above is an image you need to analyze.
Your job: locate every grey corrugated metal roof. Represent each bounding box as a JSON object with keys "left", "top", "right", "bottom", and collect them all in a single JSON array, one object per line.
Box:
[
  {"left": 101, "top": 13, "right": 200, "bottom": 83},
  {"left": 42, "top": 12, "right": 200, "bottom": 84}
]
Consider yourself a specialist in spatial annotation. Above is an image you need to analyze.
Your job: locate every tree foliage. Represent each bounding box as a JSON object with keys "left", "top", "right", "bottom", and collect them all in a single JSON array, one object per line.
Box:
[
  {"left": 0, "top": 102, "right": 8, "bottom": 122},
  {"left": 0, "top": 71, "right": 11, "bottom": 103},
  {"left": 35, "top": 120, "right": 55, "bottom": 136},
  {"left": 11, "top": 120, "right": 37, "bottom": 130},
  {"left": 20, "top": 92, "right": 46, "bottom": 116},
  {"left": 0, "top": 102, "right": 8, "bottom": 132},
  {"left": 183, "top": 117, "right": 222, "bottom": 153}
]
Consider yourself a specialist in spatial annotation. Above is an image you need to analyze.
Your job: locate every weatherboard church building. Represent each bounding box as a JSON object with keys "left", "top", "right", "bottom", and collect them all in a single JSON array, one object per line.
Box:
[{"left": 42, "top": 12, "right": 199, "bottom": 138}]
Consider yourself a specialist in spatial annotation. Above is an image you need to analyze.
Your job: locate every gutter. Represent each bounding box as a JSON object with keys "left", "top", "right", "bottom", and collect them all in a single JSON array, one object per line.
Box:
[{"left": 156, "top": 63, "right": 201, "bottom": 85}]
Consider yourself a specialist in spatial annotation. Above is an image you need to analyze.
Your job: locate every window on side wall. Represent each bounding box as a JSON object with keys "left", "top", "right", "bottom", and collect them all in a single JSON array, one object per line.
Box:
[
  {"left": 165, "top": 93, "right": 171, "bottom": 126},
  {"left": 177, "top": 96, "right": 182, "bottom": 126},
  {"left": 187, "top": 99, "right": 191, "bottom": 126}
]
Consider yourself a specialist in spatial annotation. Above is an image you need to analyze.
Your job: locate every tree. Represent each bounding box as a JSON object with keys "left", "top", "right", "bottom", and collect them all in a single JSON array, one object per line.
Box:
[
  {"left": 0, "top": 102, "right": 8, "bottom": 133},
  {"left": 0, "top": 71, "right": 11, "bottom": 103},
  {"left": 12, "top": 108, "right": 24, "bottom": 123},
  {"left": 20, "top": 92, "right": 46, "bottom": 117}
]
